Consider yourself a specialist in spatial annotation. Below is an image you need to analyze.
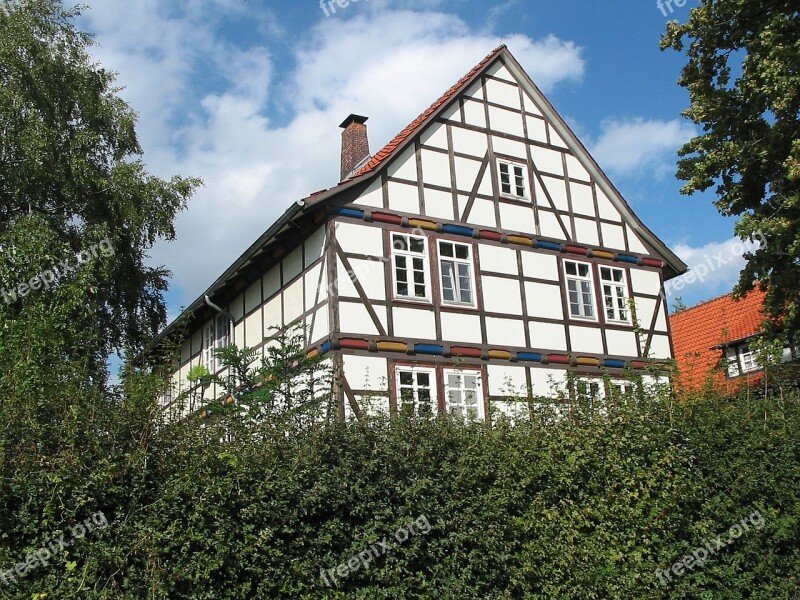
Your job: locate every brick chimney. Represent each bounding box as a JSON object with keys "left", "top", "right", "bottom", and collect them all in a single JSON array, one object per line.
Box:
[{"left": 339, "top": 114, "right": 369, "bottom": 181}]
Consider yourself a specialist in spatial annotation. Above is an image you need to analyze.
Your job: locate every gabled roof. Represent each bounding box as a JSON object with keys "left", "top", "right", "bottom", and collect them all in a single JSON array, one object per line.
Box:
[
  {"left": 353, "top": 45, "right": 504, "bottom": 178},
  {"left": 670, "top": 289, "right": 767, "bottom": 390}
]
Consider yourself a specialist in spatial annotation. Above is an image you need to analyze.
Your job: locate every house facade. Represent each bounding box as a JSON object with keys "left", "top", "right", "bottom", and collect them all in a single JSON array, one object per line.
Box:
[{"left": 153, "top": 46, "right": 687, "bottom": 421}]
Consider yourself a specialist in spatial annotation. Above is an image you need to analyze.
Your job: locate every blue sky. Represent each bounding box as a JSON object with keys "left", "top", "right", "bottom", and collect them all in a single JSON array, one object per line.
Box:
[{"left": 69, "top": 0, "right": 749, "bottom": 323}]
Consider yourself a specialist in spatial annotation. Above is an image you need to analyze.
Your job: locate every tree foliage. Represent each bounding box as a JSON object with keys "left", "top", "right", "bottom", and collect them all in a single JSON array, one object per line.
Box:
[
  {"left": 661, "top": 1, "right": 800, "bottom": 337},
  {"left": 0, "top": 0, "right": 200, "bottom": 357}
]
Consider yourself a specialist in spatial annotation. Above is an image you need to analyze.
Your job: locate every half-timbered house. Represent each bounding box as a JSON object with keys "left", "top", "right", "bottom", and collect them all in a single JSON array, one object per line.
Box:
[{"left": 152, "top": 45, "right": 687, "bottom": 421}]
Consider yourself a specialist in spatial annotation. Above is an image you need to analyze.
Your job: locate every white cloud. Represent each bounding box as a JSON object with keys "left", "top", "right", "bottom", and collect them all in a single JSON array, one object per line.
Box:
[
  {"left": 589, "top": 118, "right": 696, "bottom": 177},
  {"left": 664, "top": 235, "right": 766, "bottom": 302},
  {"left": 74, "top": 3, "right": 585, "bottom": 310}
]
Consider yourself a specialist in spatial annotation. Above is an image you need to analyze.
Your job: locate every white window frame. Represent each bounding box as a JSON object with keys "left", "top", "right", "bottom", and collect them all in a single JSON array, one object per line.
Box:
[
  {"left": 600, "top": 266, "right": 630, "bottom": 323},
  {"left": 396, "top": 366, "right": 437, "bottom": 416},
  {"left": 391, "top": 232, "right": 431, "bottom": 303},
  {"left": 564, "top": 260, "right": 597, "bottom": 321},
  {"left": 438, "top": 240, "right": 476, "bottom": 308},
  {"left": 203, "top": 314, "right": 230, "bottom": 373},
  {"left": 497, "top": 158, "right": 529, "bottom": 200},
  {"left": 739, "top": 347, "right": 759, "bottom": 373},
  {"left": 574, "top": 378, "right": 603, "bottom": 402},
  {"left": 444, "top": 369, "right": 484, "bottom": 421}
]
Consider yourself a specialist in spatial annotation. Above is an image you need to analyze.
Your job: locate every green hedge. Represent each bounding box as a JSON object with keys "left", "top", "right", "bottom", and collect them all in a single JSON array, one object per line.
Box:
[{"left": 1, "top": 390, "right": 799, "bottom": 599}]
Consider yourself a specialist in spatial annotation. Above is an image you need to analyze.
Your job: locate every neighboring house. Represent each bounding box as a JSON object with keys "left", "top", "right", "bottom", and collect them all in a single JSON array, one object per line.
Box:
[
  {"left": 670, "top": 288, "right": 798, "bottom": 393},
  {"left": 151, "top": 45, "right": 687, "bottom": 421}
]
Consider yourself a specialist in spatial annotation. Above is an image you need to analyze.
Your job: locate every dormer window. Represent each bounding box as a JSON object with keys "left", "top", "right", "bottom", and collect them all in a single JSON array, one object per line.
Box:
[{"left": 497, "top": 159, "right": 528, "bottom": 199}]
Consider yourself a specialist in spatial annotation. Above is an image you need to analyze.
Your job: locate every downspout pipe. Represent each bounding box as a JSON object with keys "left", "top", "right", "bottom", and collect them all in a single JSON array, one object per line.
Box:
[{"left": 204, "top": 294, "right": 234, "bottom": 334}]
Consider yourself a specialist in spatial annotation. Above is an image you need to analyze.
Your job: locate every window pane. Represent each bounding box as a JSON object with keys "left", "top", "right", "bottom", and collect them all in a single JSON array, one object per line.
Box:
[
  {"left": 442, "top": 261, "right": 455, "bottom": 302},
  {"left": 417, "top": 372, "right": 430, "bottom": 386},
  {"left": 455, "top": 244, "right": 469, "bottom": 260},
  {"left": 393, "top": 234, "right": 407, "bottom": 251},
  {"left": 440, "top": 242, "right": 453, "bottom": 257},
  {"left": 566, "top": 262, "right": 577, "bottom": 276},
  {"left": 396, "top": 255, "right": 407, "bottom": 268},
  {"left": 400, "top": 372, "right": 413, "bottom": 385},
  {"left": 410, "top": 237, "right": 425, "bottom": 253},
  {"left": 578, "top": 264, "right": 589, "bottom": 277}
]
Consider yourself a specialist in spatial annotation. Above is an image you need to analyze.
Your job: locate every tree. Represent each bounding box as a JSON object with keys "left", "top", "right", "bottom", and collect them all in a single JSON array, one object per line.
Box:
[
  {"left": 0, "top": 0, "right": 200, "bottom": 359},
  {"left": 661, "top": 1, "right": 800, "bottom": 338}
]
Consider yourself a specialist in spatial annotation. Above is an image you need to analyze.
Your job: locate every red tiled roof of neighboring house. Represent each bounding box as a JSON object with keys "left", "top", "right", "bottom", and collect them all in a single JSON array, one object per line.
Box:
[
  {"left": 352, "top": 45, "right": 506, "bottom": 178},
  {"left": 669, "top": 288, "right": 768, "bottom": 392}
]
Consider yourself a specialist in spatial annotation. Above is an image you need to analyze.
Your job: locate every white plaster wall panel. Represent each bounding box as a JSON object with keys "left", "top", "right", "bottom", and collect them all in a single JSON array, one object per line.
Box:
[
  {"left": 649, "top": 335, "right": 672, "bottom": 359},
  {"left": 304, "top": 264, "right": 323, "bottom": 311},
  {"left": 522, "top": 91, "right": 543, "bottom": 116},
  {"left": 229, "top": 293, "right": 244, "bottom": 322},
  {"left": 547, "top": 123, "right": 569, "bottom": 149},
  {"left": 534, "top": 177, "right": 549, "bottom": 208},
  {"left": 245, "top": 309, "right": 263, "bottom": 348},
  {"left": 343, "top": 355, "right": 388, "bottom": 390},
  {"left": 605, "top": 329, "right": 638, "bottom": 357},
  {"left": 310, "top": 307, "right": 329, "bottom": 343},
  {"left": 529, "top": 321, "right": 568, "bottom": 351},
  {"left": 630, "top": 268, "right": 662, "bottom": 296},
  {"left": 423, "top": 188, "right": 455, "bottom": 221},
  {"left": 440, "top": 312, "right": 483, "bottom": 344},
  {"left": 464, "top": 81, "right": 484, "bottom": 100},
  {"left": 565, "top": 154, "right": 591, "bottom": 182},
  {"left": 263, "top": 265, "right": 281, "bottom": 300},
  {"left": 486, "top": 316, "right": 526, "bottom": 347},
  {"left": 463, "top": 100, "right": 487, "bottom": 128},
  {"left": 486, "top": 364, "right": 527, "bottom": 396},
  {"left": 500, "top": 203, "right": 537, "bottom": 234},
  {"left": 454, "top": 156, "right": 483, "bottom": 193},
  {"left": 633, "top": 297, "right": 658, "bottom": 330},
  {"left": 420, "top": 122, "right": 448, "bottom": 149},
  {"left": 348, "top": 258, "right": 386, "bottom": 301},
  {"left": 485, "top": 78, "right": 521, "bottom": 110},
  {"left": 234, "top": 319, "right": 245, "bottom": 349},
  {"left": 264, "top": 294, "right": 283, "bottom": 337},
  {"left": 521, "top": 249, "right": 560, "bottom": 281},
  {"left": 526, "top": 116, "right": 548, "bottom": 144},
  {"left": 574, "top": 218, "right": 600, "bottom": 247},
  {"left": 336, "top": 221, "right": 383, "bottom": 256},
  {"left": 524, "top": 282, "right": 564, "bottom": 320},
  {"left": 441, "top": 102, "right": 461, "bottom": 123},
  {"left": 393, "top": 307, "right": 436, "bottom": 339},
  {"left": 595, "top": 188, "right": 622, "bottom": 222},
  {"left": 387, "top": 181, "right": 420, "bottom": 214},
  {"left": 601, "top": 223, "right": 626, "bottom": 250},
  {"left": 334, "top": 257, "right": 358, "bottom": 298},
  {"left": 479, "top": 244, "right": 518, "bottom": 275},
  {"left": 451, "top": 126, "right": 488, "bottom": 157},
  {"left": 492, "top": 136, "right": 527, "bottom": 161},
  {"left": 654, "top": 303, "right": 668, "bottom": 331},
  {"left": 487, "top": 62, "right": 516, "bottom": 82},
  {"left": 626, "top": 225, "right": 650, "bottom": 254},
  {"left": 538, "top": 211, "right": 568, "bottom": 240},
  {"left": 482, "top": 276, "right": 523, "bottom": 315},
  {"left": 180, "top": 340, "right": 191, "bottom": 364},
  {"left": 421, "top": 149, "right": 452, "bottom": 188},
  {"left": 241, "top": 280, "right": 260, "bottom": 315},
  {"left": 304, "top": 226, "right": 326, "bottom": 267},
  {"left": 463, "top": 197, "right": 497, "bottom": 228},
  {"left": 283, "top": 246, "right": 303, "bottom": 283},
  {"left": 339, "top": 301, "right": 386, "bottom": 336},
  {"left": 191, "top": 330, "right": 202, "bottom": 359},
  {"left": 542, "top": 175, "right": 569, "bottom": 210},
  {"left": 531, "top": 147, "right": 565, "bottom": 176},
  {"left": 529, "top": 367, "right": 568, "bottom": 398},
  {"left": 352, "top": 177, "right": 383, "bottom": 208},
  {"left": 570, "top": 183, "right": 595, "bottom": 217},
  {"left": 488, "top": 105, "right": 525, "bottom": 137},
  {"left": 569, "top": 325, "right": 604, "bottom": 354},
  {"left": 282, "top": 278, "right": 304, "bottom": 324}
]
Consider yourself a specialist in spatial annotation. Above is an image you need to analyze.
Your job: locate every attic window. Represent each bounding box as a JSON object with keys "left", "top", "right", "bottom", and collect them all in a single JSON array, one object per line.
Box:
[{"left": 497, "top": 159, "right": 528, "bottom": 199}]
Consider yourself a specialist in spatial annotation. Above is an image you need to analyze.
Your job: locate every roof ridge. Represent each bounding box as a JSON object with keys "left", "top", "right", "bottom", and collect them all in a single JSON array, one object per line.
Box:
[{"left": 351, "top": 45, "right": 506, "bottom": 179}]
